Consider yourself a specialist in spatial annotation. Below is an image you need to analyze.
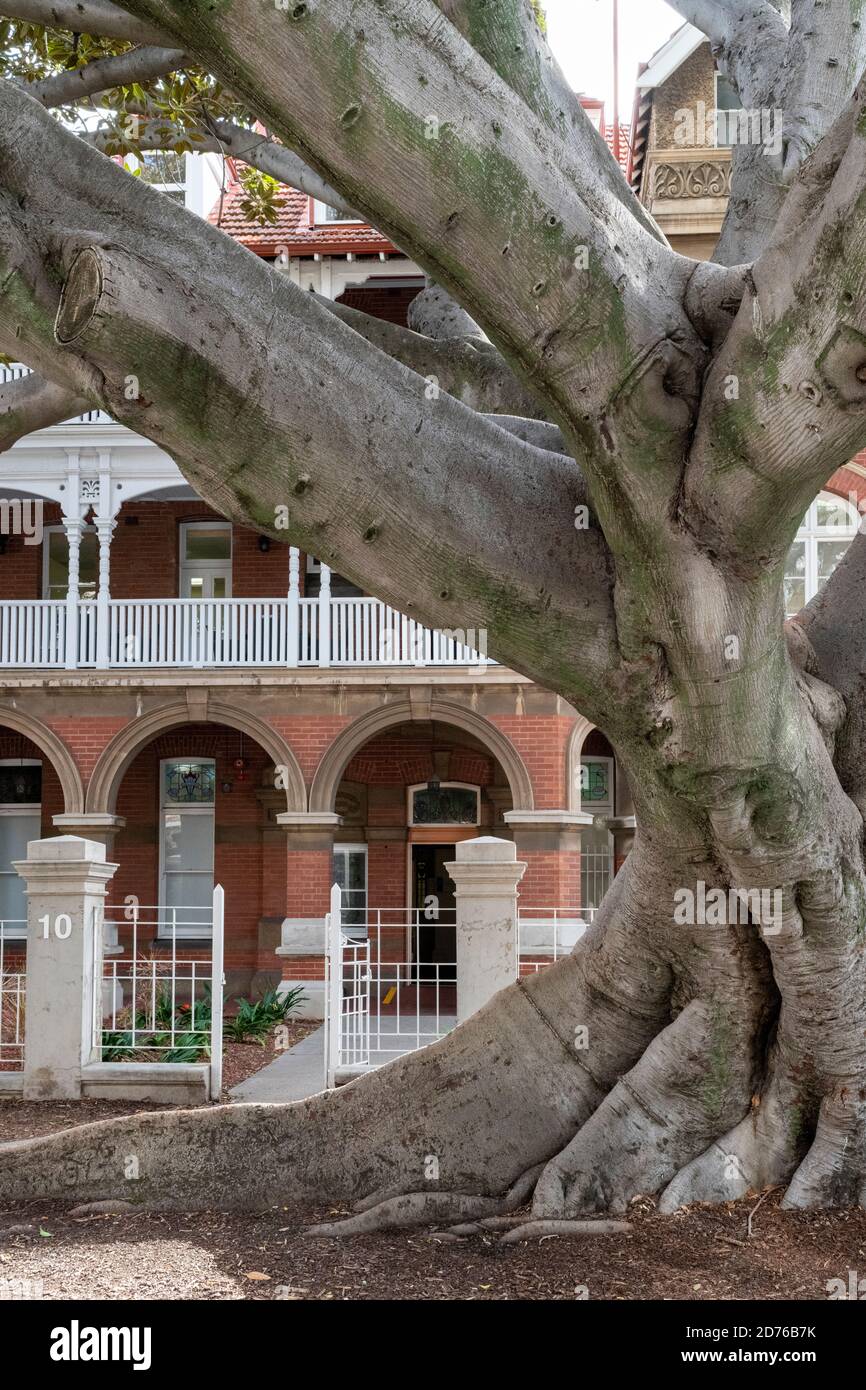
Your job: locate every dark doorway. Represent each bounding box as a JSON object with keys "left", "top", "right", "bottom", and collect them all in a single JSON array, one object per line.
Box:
[{"left": 411, "top": 843, "right": 456, "bottom": 980}]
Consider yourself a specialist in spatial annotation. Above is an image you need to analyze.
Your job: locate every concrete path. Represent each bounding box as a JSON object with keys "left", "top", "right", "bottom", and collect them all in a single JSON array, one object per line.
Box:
[
  {"left": 228, "top": 1014, "right": 457, "bottom": 1102},
  {"left": 229, "top": 1025, "right": 327, "bottom": 1103}
]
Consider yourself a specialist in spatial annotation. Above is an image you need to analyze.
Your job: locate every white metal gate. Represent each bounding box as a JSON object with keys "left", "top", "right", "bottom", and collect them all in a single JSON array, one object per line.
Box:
[{"left": 325, "top": 885, "right": 458, "bottom": 1086}]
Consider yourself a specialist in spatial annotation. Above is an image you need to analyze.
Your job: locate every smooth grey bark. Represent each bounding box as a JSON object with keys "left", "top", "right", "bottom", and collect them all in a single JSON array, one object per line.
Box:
[
  {"left": 24, "top": 45, "right": 186, "bottom": 107},
  {"left": 1, "top": 0, "right": 163, "bottom": 42},
  {"left": 0, "top": 372, "right": 88, "bottom": 448}
]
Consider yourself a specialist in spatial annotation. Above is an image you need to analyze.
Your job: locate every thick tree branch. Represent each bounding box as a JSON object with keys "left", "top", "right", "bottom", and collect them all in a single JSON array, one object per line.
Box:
[
  {"left": 782, "top": 1, "right": 866, "bottom": 177},
  {"left": 0, "top": 0, "right": 165, "bottom": 42},
  {"left": 113, "top": 0, "right": 698, "bottom": 445},
  {"left": 24, "top": 44, "right": 186, "bottom": 107},
  {"left": 0, "top": 83, "right": 619, "bottom": 716},
  {"left": 316, "top": 295, "right": 544, "bottom": 418},
  {"left": 795, "top": 526, "right": 866, "bottom": 815},
  {"left": 0, "top": 371, "right": 88, "bottom": 449},
  {"left": 433, "top": 0, "right": 664, "bottom": 245},
  {"left": 666, "top": 1, "right": 788, "bottom": 107},
  {"left": 683, "top": 84, "right": 866, "bottom": 566}
]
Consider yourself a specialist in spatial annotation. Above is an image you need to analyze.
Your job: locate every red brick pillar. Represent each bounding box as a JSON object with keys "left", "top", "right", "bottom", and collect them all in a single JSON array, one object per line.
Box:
[
  {"left": 274, "top": 811, "right": 341, "bottom": 1018},
  {"left": 503, "top": 811, "right": 590, "bottom": 969}
]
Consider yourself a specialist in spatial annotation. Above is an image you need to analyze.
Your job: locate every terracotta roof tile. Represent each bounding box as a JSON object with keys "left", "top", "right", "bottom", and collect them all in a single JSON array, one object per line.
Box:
[{"left": 210, "top": 105, "right": 632, "bottom": 255}]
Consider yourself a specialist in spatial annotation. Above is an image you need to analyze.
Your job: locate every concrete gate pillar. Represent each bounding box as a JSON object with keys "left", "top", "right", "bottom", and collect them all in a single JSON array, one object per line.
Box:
[
  {"left": 445, "top": 836, "right": 526, "bottom": 1025},
  {"left": 14, "top": 835, "right": 117, "bottom": 1099}
]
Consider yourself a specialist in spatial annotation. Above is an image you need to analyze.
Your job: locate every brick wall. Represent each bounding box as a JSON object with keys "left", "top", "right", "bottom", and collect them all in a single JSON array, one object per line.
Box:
[{"left": 0, "top": 500, "right": 290, "bottom": 602}]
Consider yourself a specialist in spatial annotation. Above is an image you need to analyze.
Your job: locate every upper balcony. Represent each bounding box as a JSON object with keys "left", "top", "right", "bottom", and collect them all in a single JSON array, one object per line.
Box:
[{"left": 0, "top": 367, "right": 491, "bottom": 674}]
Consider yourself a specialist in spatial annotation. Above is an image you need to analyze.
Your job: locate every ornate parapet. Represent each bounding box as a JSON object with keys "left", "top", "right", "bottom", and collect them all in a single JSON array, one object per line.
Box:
[{"left": 642, "top": 147, "right": 731, "bottom": 240}]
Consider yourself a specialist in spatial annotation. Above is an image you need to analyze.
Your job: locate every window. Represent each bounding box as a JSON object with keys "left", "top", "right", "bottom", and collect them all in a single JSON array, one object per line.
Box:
[
  {"left": 713, "top": 73, "right": 743, "bottom": 148},
  {"left": 179, "top": 522, "right": 232, "bottom": 599},
  {"left": 124, "top": 151, "right": 186, "bottom": 204},
  {"left": 312, "top": 197, "right": 363, "bottom": 226},
  {"left": 43, "top": 526, "right": 98, "bottom": 599},
  {"left": 581, "top": 759, "right": 613, "bottom": 808},
  {"left": 333, "top": 845, "right": 367, "bottom": 927},
  {"left": 408, "top": 783, "right": 480, "bottom": 826},
  {"left": 784, "top": 492, "right": 860, "bottom": 618},
  {"left": 579, "top": 756, "right": 614, "bottom": 914},
  {"left": 159, "top": 759, "right": 215, "bottom": 935},
  {"left": 0, "top": 760, "right": 40, "bottom": 938}
]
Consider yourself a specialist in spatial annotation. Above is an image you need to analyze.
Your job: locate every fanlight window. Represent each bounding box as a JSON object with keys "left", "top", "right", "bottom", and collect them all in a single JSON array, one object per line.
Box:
[
  {"left": 163, "top": 760, "right": 215, "bottom": 805},
  {"left": 410, "top": 783, "right": 479, "bottom": 826},
  {"left": 784, "top": 492, "right": 861, "bottom": 618}
]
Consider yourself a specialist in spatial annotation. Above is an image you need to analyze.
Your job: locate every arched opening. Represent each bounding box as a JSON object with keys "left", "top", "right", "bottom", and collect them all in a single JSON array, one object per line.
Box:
[
  {"left": 107, "top": 720, "right": 290, "bottom": 996},
  {"left": 566, "top": 720, "right": 634, "bottom": 915},
  {"left": 0, "top": 729, "right": 68, "bottom": 945},
  {"left": 332, "top": 716, "right": 516, "bottom": 984},
  {"left": 85, "top": 701, "right": 305, "bottom": 817}
]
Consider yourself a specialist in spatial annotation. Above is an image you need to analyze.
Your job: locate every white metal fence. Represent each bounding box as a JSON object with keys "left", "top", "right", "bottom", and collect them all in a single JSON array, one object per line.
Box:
[
  {"left": 325, "top": 891, "right": 599, "bottom": 1084},
  {"left": 99, "top": 886, "right": 224, "bottom": 1098},
  {"left": 0, "top": 923, "right": 25, "bottom": 1071}
]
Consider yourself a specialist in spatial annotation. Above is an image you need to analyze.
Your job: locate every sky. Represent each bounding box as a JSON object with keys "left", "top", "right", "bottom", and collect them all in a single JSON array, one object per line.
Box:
[{"left": 543, "top": 0, "right": 685, "bottom": 121}]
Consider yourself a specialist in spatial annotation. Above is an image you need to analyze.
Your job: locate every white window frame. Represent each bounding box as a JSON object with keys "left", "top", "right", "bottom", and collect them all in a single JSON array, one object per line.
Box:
[
  {"left": 122, "top": 151, "right": 187, "bottom": 201},
  {"left": 311, "top": 197, "right": 363, "bottom": 226},
  {"left": 785, "top": 491, "right": 861, "bottom": 617},
  {"left": 0, "top": 759, "right": 41, "bottom": 940},
  {"left": 407, "top": 782, "right": 480, "bottom": 827},
  {"left": 179, "top": 521, "right": 233, "bottom": 599},
  {"left": 42, "top": 523, "right": 98, "bottom": 600},
  {"left": 157, "top": 758, "right": 215, "bottom": 938},
  {"left": 333, "top": 843, "right": 368, "bottom": 929}
]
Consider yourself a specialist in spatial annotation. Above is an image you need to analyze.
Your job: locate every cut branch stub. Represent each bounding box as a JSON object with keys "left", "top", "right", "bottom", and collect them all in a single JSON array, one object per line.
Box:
[{"left": 55, "top": 248, "right": 105, "bottom": 345}]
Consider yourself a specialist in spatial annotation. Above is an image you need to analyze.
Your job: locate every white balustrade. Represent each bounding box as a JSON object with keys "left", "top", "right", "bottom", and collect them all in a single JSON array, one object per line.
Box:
[{"left": 1, "top": 594, "right": 494, "bottom": 669}]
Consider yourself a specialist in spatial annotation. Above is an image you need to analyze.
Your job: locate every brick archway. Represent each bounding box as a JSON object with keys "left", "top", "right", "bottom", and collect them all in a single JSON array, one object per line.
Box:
[
  {"left": 0, "top": 708, "right": 84, "bottom": 813},
  {"left": 84, "top": 701, "right": 306, "bottom": 815},
  {"left": 308, "top": 699, "right": 534, "bottom": 814}
]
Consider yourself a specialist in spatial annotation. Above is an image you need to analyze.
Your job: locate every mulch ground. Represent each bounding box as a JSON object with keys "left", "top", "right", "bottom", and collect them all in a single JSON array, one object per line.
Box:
[
  {"left": 2, "top": 1087, "right": 864, "bottom": 1300},
  {"left": 0, "top": 1177, "right": 865, "bottom": 1299}
]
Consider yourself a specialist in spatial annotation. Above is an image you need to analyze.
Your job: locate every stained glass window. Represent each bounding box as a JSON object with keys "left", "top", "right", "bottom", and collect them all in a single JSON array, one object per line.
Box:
[
  {"left": 411, "top": 785, "right": 479, "bottom": 825},
  {"left": 163, "top": 760, "right": 215, "bottom": 805},
  {"left": 581, "top": 761, "right": 611, "bottom": 804}
]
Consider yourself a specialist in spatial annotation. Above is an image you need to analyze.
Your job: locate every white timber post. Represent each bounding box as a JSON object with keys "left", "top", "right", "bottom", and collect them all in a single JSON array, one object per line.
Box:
[
  {"left": 318, "top": 562, "right": 332, "bottom": 668},
  {"left": 94, "top": 516, "right": 115, "bottom": 669},
  {"left": 14, "top": 835, "right": 118, "bottom": 1100},
  {"left": 445, "top": 836, "right": 526, "bottom": 1025},
  {"left": 63, "top": 515, "right": 82, "bottom": 670},
  {"left": 325, "top": 881, "right": 343, "bottom": 1087},
  {"left": 287, "top": 545, "right": 300, "bottom": 666}
]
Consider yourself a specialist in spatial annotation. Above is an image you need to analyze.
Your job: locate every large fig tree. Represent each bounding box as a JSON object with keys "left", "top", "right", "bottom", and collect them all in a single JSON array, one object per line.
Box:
[{"left": 2, "top": 0, "right": 866, "bottom": 1228}]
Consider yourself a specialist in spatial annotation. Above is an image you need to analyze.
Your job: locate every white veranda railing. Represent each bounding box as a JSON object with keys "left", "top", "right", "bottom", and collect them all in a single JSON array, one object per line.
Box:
[
  {"left": 99, "top": 888, "right": 224, "bottom": 1098},
  {"left": 1, "top": 595, "right": 493, "bottom": 671}
]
